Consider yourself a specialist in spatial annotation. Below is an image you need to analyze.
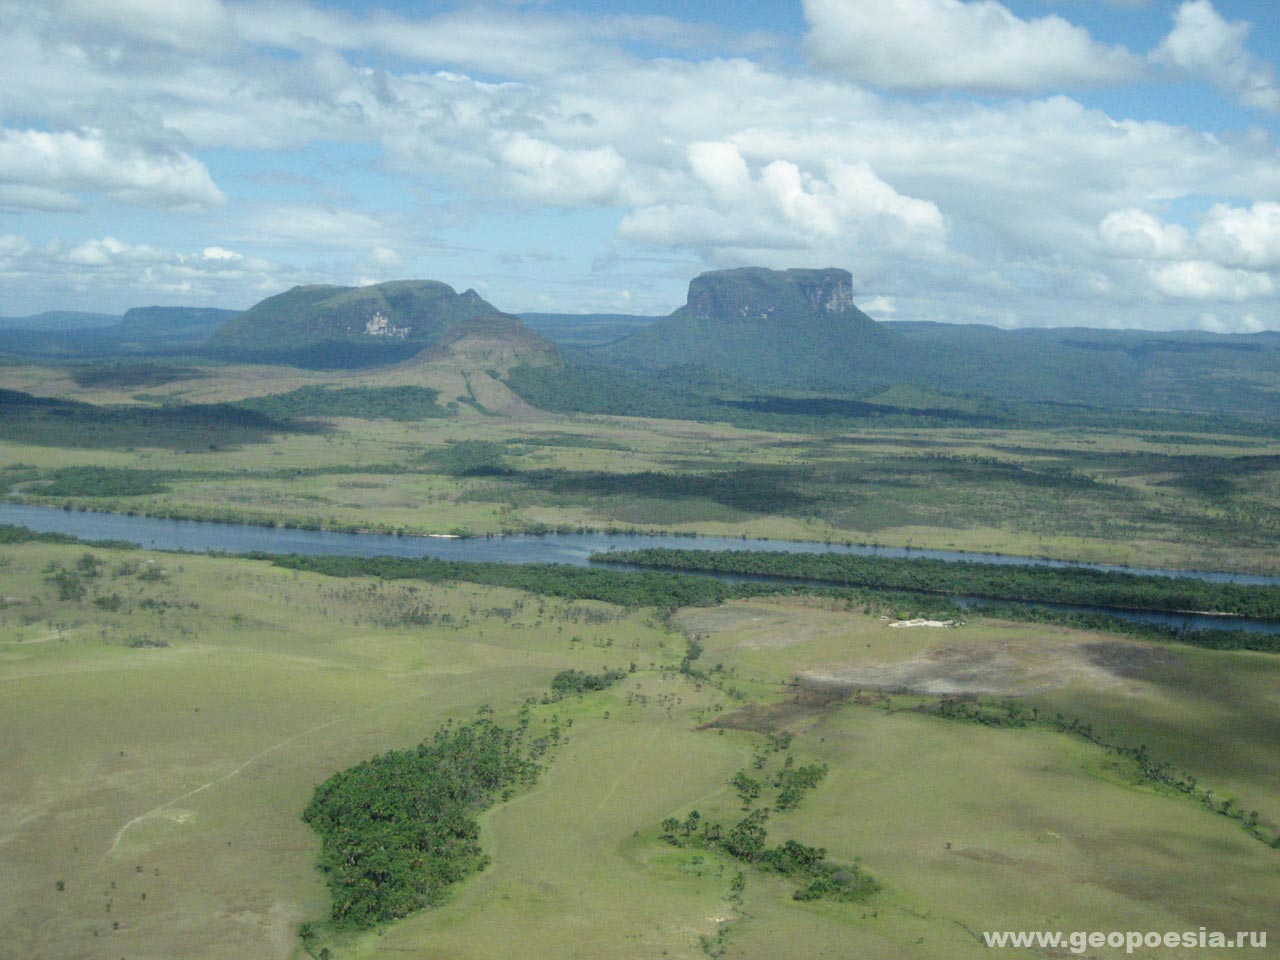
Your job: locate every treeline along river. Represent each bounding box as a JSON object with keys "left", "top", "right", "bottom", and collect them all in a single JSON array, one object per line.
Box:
[{"left": 2, "top": 502, "right": 1279, "bottom": 638}]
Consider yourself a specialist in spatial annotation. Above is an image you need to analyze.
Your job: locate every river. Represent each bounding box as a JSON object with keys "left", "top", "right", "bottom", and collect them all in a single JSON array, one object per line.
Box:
[{"left": 2, "top": 501, "right": 1277, "bottom": 635}]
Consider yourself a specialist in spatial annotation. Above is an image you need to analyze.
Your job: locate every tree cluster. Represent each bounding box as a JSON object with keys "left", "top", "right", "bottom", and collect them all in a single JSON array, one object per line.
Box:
[
  {"left": 549, "top": 668, "right": 627, "bottom": 698},
  {"left": 595, "top": 548, "right": 1280, "bottom": 623},
  {"left": 302, "top": 715, "right": 542, "bottom": 930}
]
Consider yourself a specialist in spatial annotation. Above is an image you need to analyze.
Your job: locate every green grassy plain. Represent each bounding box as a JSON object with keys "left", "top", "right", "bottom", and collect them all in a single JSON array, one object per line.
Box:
[
  {"left": 3, "top": 544, "right": 1278, "bottom": 959},
  {"left": 0, "top": 541, "right": 690, "bottom": 959},
  {"left": 677, "top": 598, "right": 1280, "bottom": 958}
]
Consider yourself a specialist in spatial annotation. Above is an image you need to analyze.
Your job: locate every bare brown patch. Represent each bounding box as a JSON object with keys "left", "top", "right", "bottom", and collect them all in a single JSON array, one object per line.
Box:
[
  {"left": 802, "top": 643, "right": 1032, "bottom": 696},
  {"left": 1079, "top": 641, "right": 1179, "bottom": 679},
  {"left": 702, "top": 678, "right": 851, "bottom": 734},
  {"left": 801, "top": 633, "right": 1182, "bottom": 698}
]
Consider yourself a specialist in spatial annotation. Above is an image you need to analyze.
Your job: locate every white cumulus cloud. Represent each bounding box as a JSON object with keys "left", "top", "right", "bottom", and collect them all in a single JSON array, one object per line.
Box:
[
  {"left": 1151, "top": 260, "right": 1273, "bottom": 301},
  {"left": 621, "top": 143, "right": 947, "bottom": 266},
  {"left": 1152, "top": 0, "right": 1280, "bottom": 111},
  {"left": 498, "top": 135, "right": 626, "bottom": 206},
  {"left": 1, "top": 232, "right": 298, "bottom": 311},
  {"left": 0, "top": 128, "right": 225, "bottom": 210},
  {"left": 1099, "top": 209, "right": 1190, "bottom": 260},
  {"left": 1098, "top": 202, "right": 1280, "bottom": 303},
  {"left": 803, "top": 0, "right": 1143, "bottom": 93},
  {"left": 1195, "top": 202, "right": 1280, "bottom": 270}
]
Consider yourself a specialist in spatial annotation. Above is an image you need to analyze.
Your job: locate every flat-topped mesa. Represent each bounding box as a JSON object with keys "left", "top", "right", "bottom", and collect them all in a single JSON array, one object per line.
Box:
[
  {"left": 599, "top": 265, "right": 894, "bottom": 385},
  {"left": 203, "top": 279, "right": 551, "bottom": 369},
  {"left": 685, "top": 267, "right": 856, "bottom": 322}
]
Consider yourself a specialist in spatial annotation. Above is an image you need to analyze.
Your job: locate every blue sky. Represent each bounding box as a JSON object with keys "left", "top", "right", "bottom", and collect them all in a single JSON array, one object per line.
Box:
[{"left": 2, "top": 0, "right": 1279, "bottom": 331}]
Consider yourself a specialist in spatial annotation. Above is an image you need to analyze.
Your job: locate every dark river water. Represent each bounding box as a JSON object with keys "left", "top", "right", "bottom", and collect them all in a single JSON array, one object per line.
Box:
[{"left": 2, "top": 501, "right": 1277, "bottom": 634}]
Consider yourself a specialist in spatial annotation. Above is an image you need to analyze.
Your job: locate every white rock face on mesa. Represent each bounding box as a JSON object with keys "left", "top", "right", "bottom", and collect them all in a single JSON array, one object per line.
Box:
[
  {"left": 800, "top": 270, "right": 855, "bottom": 314},
  {"left": 364, "top": 312, "right": 410, "bottom": 339}
]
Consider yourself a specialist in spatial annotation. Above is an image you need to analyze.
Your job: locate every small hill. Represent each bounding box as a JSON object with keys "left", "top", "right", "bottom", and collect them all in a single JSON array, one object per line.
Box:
[
  {"left": 418, "top": 312, "right": 559, "bottom": 368},
  {"left": 391, "top": 312, "right": 561, "bottom": 416},
  {"left": 599, "top": 267, "right": 901, "bottom": 386},
  {"left": 204, "top": 280, "right": 503, "bottom": 368}
]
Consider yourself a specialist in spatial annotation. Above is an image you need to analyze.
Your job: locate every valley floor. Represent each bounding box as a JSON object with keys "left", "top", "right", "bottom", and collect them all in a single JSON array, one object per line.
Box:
[
  {"left": 2, "top": 360, "right": 1279, "bottom": 958},
  {"left": 3, "top": 542, "right": 1278, "bottom": 959},
  {"left": 4, "top": 359, "right": 1280, "bottom": 574}
]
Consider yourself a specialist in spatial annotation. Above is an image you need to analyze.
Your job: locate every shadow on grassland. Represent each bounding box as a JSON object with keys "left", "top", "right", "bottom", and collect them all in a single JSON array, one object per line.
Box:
[
  {"left": 516, "top": 466, "right": 818, "bottom": 515},
  {"left": 0, "top": 388, "right": 323, "bottom": 451}
]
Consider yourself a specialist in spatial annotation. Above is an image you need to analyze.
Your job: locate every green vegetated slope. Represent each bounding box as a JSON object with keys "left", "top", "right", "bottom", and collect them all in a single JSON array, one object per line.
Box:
[
  {"left": 599, "top": 267, "right": 900, "bottom": 387},
  {"left": 204, "top": 280, "right": 514, "bottom": 368},
  {"left": 890, "top": 321, "right": 1280, "bottom": 418}
]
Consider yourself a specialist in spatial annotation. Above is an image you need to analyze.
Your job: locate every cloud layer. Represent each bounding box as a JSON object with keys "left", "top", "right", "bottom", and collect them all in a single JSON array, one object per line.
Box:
[
  {"left": 1, "top": 0, "right": 1278, "bottom": 327},
  {"left": 0, "top": 128, "right": 224, "bottom": 212},
  {"left": 803, "top": 0, "right": 1143, "bottom": 93}
]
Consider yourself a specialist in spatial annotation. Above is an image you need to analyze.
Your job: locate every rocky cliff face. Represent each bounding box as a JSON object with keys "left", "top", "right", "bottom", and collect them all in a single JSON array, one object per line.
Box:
[
  {"left": 795, "top": 269, "right": 855, "bottom": 314},
  {"left": 685, "top": 267, "right": 855, "bottom": 322}
]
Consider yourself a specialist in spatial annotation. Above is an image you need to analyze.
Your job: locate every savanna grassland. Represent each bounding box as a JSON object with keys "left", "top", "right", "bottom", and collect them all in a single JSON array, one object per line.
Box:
[
  {"left": 2, "top": 359, "right": 1280, "bottom": 959},
  {"left": 4, "top": 358, "right": 1280, "bottom": 573},
  {"left": 4, "top": 540, "right": 1280, "bottom": 959}
]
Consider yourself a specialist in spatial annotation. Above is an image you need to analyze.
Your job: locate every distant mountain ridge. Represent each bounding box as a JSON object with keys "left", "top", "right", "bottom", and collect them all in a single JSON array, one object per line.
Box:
[
  {"left": 120, "top": 306, "right": 239, "bottom": 343},
  {"left": 0, "top": 306, "right": 238, "bottom": 359},
  {"left": 0, "top": 311, "right": 120, "bottom": 331},
  {"left": 7, "top": 269, "right": 1280, "bottom": 420}
]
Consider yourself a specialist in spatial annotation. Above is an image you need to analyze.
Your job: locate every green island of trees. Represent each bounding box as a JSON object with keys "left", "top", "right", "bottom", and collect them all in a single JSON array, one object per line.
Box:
[
  {"left": 256, "top": 553, "right": 757, "bottom": 608},
  {"left": 549, "top": 668, "right": 628, "bottom": 698},
  {"left": 258, "top": 551, "right": 1280, "bottom": 653},
  {"left": 591, "top": 548, "right": 1280, "bottom": 621},
  {"left": 301, "top": 667, "right": 632, "bottom": 938},
  {"left": 302, "top": 712, "right": 544, "bottom": 931}
]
